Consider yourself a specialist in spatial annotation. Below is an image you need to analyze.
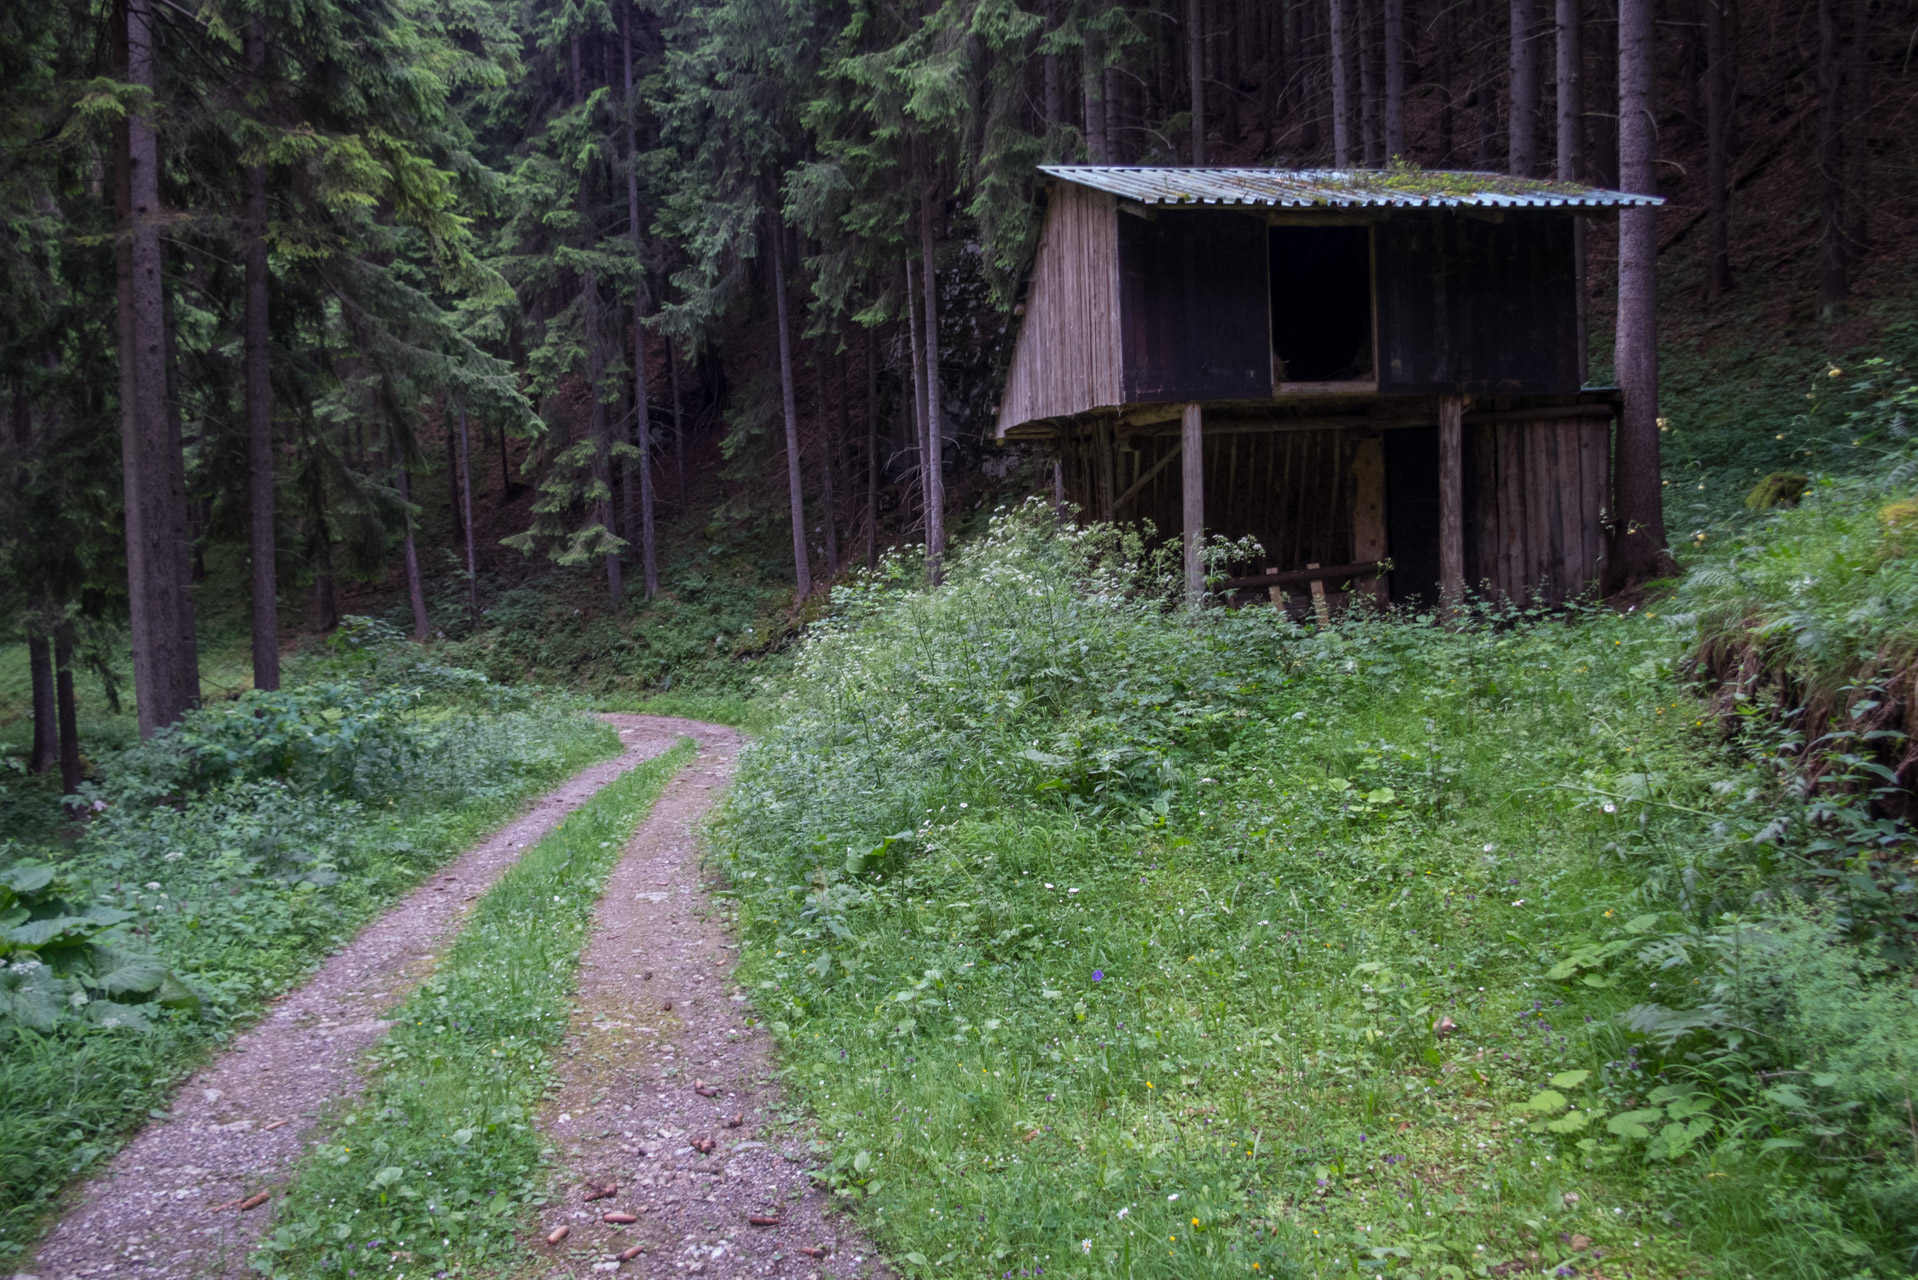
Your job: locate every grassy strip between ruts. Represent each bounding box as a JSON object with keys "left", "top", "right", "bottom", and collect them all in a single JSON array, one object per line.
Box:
[{"left": 253, "top": 738, "right": 695, "bottom": 1279}]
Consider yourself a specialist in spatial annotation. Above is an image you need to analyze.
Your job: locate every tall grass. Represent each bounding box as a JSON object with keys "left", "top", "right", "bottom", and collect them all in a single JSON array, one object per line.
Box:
[{"left": 713, "top": 503, "right": 1914, "bottom": 1279}]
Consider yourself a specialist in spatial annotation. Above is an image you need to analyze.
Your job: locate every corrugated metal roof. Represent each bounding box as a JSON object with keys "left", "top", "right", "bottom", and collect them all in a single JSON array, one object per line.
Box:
[{"left": 1040, "top": 166, "right": 1662, "bottom": 209}]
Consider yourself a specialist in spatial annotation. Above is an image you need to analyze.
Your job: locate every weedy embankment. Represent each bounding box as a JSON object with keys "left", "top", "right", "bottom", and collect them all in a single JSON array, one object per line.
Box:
[{"left": 714, "top": 503, "right": 1915, "bottom": 1280}]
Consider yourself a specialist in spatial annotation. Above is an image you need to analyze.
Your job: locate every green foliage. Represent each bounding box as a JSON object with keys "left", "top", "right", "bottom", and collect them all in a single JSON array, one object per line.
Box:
[
  {"left": 254, "top": 740, "right": 693, "bottom": 1278},
  {"left": 0, "top": 861, "right": 196, "bottom": 1033},
  {"left": 711, "top": 503, "right": 1914, "bottom": 1279},
  {"left": 0, "top": 644, "right": 618, "bottom": 1265}
]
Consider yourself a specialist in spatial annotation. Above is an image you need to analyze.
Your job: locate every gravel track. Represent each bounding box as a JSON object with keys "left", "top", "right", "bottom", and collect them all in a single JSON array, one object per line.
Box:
[{"left": 22, "top": 715, "right": 689, "bottom": 1280}]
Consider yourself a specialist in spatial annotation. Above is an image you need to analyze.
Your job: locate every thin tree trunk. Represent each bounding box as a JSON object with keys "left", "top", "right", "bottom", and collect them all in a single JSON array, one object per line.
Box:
[
  {"left": 1510, "top": 0, "right": 1540, "bottom": 174},
  {"left": 816, "top": 348, "right": 840, "bottom": 581},
  {"left": 1558, "top": 0, "right": 1588, "bottom": 377},
  {"left": 497, "top": 423, "right": 511, "bottom": 499},
  {"left": 27, "top": 630, "right": 56, "bottom": 775},
  {"left": 1844, "top": 0, "right": 1868, "bottom": 264},
  {"left": 1383, "top": 0, "right": 1405, "bottom": 159},
  {"left": 117, "top": 0, "right": 199, "bottom": 737},
  {"left": 669, "top": 335, "right": 685, "bottom": 504},
  {"left": 243, "top": 17, "right": 279, "bottom": 693},
  {"left": 769, "top": 221, "right": 812, "bottom": 598},
  {"left": 54, "top": 623, "right": 81, "bottom": 794},
  {"left": 624, "top": 6, "right": 658, "bottom": 598},
  {"left": 1086, "top": 19, "right": 1109, "bottom": 161},
  {"left": 1816, "top": 0, "right": 1847, "bottom": 313},
  {"left": 1702, "top": 0, "right": 1731, "bottom": 301},
  {"left": 1612, "top": 0, "right": 1669, "bottom": 584},
  {"left": 864, "top": 324, "right": 878, "bottom": 568},
  {"left": 397, "top": 467, "right": 431, "bottom": 640},
  {"left": 918, "top": 169, "right": 946, "bottom": 582},
  {"left": 905, "top": 258, "right": 929, "bottom": 535},
  {"left": 457, "top": 403, "right": 479, "bottom": 626},
  {"left": 1188, "top": 0, "right": 1206, "bottom": 162},
  {"left": 1330, "top": 0, "right": 1353, "bottom": 165}
]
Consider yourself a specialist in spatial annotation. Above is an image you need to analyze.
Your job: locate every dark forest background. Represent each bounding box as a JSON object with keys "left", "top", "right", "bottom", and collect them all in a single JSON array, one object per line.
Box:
[{"left": 4, "top": 0, "right": 1917, "bottom": 770}]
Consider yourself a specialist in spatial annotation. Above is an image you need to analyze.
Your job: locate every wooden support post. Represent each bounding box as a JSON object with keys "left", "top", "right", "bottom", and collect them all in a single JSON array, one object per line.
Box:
[
  {"left": 1182, "top": 402, "right": 1205, "bottom": 603},
  {"left": 1305, "top": 562, "right": 1332, "bottom": 627},
  {"left": 1438, "top": 394, "right": 1466, "bottom": 614},
  {"left": 1349, "top": 433, "right": 1387, "bottom": 605}
]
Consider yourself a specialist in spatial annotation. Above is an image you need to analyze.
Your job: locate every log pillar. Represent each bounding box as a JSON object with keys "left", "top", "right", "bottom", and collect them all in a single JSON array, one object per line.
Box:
[
  {"left": 1438, "top": 393, "right": 1466, "bottom": 612},
  {"left": 1182, "top": 402, "right": 1205, "bottom": 602}
]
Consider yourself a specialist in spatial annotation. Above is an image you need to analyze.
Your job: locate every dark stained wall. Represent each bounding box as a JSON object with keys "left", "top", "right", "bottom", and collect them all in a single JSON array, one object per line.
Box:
[
  {"left": 1374, "top": 211, "right": 1580, "bottom": 395},
  {"left": 1118, "top": 209, "right": 1271, "bottom": 403}
]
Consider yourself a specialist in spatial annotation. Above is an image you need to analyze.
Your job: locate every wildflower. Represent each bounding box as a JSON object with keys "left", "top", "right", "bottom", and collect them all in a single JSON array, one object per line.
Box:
[
  {"left": 1091, "top": 970, "right": 1103, "bottom": 981},
  {"left": 1082, "top": 1240, "right": 1092, "bottom": 1253}
]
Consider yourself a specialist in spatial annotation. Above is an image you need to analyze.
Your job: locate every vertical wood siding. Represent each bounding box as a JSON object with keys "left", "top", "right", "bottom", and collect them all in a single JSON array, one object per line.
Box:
[
  {"left": 1469, "top": 416, "right": 1611, "bottom": 605},
  {"left": 994, "top": 186, "right": 1124, "bottom": 435}
]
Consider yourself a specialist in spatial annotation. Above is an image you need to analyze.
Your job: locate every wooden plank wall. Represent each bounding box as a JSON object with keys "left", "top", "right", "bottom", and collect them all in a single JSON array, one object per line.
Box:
[
  {"left": 1060, "top": 425, "right": 1355, "bottom": 576},
  {"left": 1056, "top": 413, "right": 1610, "bottom": 609},
  {"left": 1470, "top": 417, "right": 1610, "bottom": 606},
  {"left": 994, "top": 186, "right": 1124, "bottom": 435}
]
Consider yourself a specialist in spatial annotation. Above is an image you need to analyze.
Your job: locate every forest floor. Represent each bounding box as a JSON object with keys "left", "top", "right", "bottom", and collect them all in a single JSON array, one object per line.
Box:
[{"left": 20, "top": 714, "right": 874, "bottom": 1280}]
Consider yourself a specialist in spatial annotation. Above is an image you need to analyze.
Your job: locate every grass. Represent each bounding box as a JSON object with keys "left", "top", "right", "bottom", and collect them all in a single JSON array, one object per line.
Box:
[
  {"left": 253, "top": 738, "right": 695, "bottom": 1278},
  {"left": 711, "top": 507, "right": 1915, "bottom": 1280},
  {"left": 0, "top": 667, "right": 621, "bottom": 1266}
]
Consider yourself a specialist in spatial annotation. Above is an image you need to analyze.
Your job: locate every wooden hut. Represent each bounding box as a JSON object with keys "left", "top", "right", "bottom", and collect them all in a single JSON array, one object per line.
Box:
[{"left": 994, "top": 166, "right": 1662, "bottom": 610}]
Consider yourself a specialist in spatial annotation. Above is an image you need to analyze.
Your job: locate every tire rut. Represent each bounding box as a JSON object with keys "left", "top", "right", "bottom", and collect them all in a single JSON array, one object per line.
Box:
[{"left": 528, "top": 721, "right": 886, "bottom": 1280}]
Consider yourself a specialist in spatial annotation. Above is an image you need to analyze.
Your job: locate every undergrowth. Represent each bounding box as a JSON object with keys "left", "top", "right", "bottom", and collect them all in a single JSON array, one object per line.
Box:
[
  {"left": 254, "top": 738, "right": 694, "bottom": 1278},
  {"left": 714, "top": 504, "right": 1915, "bottom": 1280},
  {"left": 0, "top": 623, "right": 619, "bottom": 1265}
]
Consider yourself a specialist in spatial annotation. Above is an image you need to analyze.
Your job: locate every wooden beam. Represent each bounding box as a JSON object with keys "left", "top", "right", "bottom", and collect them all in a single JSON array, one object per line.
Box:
[
  {"left": 1463, "top": 403, "right": 1614, "bottom": 425},
  {"left": 1182, "top": 402, "right": 1204, "bottom": 603},
  {"left": 1115, "top": 440, "right": 1180, "bottom": 510},
  {"left": 1219, "top": 560, "right": 1383, "bottom": 590},
  {"left": 1438, "top": 393, "right": 1466, "bottom": 613}
]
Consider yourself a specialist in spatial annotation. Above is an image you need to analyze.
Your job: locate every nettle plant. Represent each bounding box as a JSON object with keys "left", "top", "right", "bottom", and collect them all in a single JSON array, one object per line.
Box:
[{"left": 0, "top": 862, "right": 199, "bottom": 1033}]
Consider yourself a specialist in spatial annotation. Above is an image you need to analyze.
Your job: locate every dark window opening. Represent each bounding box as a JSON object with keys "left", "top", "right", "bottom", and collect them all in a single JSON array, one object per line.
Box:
[{"left": 1269, "top": 226, "right": 1374, "bottom": 383}]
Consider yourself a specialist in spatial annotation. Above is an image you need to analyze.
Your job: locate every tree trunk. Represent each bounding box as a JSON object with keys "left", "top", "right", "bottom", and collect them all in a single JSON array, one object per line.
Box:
[
  {"left": 1612, "top": 0, "right": 1670, "bottom": 585},
  {"left": 457, "top": 403, "right": 479, "bottom": 626},
  {"left": 117, "top": 0, "right": 199, "bottom": 737},
  {"left": 1509, "top": 0, "right": 1540, "bottom": 174},
  {"left": 27, "top": 630, "right": 56, "bottom": 775},
  {"left": 918, "top": 171, "right": 946, "bottom": 583},
  {"left": 1816, "top": 0, "right": 1847, "bottom": 313},
  {"left": 243, "top": 17, "right": 279, "bottom": 693},
  {"left": 54, "top": 623, "right": 82, "bottom": 794},
  {"left": 624, "top": 7, "right": 658, "bottom": 599},
  {"left": 1383, "top": 0, "right": 1405, "bottom": 159},
  {"left": 864, "top": 324, "right": 878, "bottom": 569},
  {"left": 1187, "top": 0, "right": 1206, "bottom": 162},
  {"left": 1557, "top": 0, "right": 1588, "bottom": 376},
  {"left": 1359, "top": 2, "right": 1381, "bottom": 166},
  {"left": 1086, "top": 19, "right": 1109, "bottom": 162},
  {"left": 585, "top": 276, "right": 624, "bottom": 608},
  {"left": 1701, "top": 0, "right": 1731, "bottom": 301},
  {"left": 397, "top": 467, "right": 431, "bottom": 640},
  {"left": 1330, "top": 0, "right": 1353, "bottom": 165},
  {"left": 769, "top": 222, "right": 812, "bottom": 598}
]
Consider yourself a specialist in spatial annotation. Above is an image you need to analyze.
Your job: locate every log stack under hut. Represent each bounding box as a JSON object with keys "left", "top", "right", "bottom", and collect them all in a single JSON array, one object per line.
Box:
[{"left": 993, "top": 166, "right": 1663, "bottom": 614}]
